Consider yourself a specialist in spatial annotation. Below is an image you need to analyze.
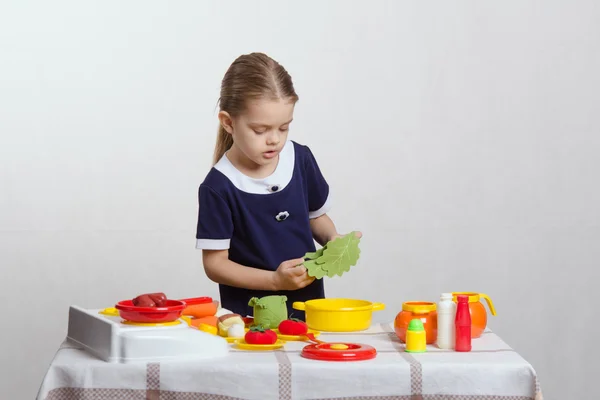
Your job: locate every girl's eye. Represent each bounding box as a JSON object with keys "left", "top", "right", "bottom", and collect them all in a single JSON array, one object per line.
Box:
[
  {"left": 279, "top": 126, "right": 289, "bottom": 132},
  {"left": 253, "top": 128, "right": 266, "bottom": 134}
]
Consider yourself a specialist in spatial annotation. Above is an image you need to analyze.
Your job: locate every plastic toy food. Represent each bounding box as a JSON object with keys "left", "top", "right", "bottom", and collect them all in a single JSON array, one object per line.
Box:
[
  {"left": 278, "top": 318, "right": 308, "bottom": 335},
  {"left": 228, "top": 324, "right": 245, "bottom": 338},
  {"left": 249, "top": 295, "right": 288, "bottom": 329},
  {"left": 244, "top": 325, "right": 278, "bottom": 345},
  {"left": 181, "top": 297, "right": 218, "bottom": 318},
  {"left": 217, "top": 313, "right": 245, "bottom": 336},
  {"left": 132, "top": 292, "right": 167, "bottom": 307},
  {"left": 189, "top": 315, "right": 218, "bottom": 329},
  {"left": 303, "top": 232, "right": 361, "bottom": 278},
  {"left": 215, "top": 307, "right": 234, "bottom": 318}
]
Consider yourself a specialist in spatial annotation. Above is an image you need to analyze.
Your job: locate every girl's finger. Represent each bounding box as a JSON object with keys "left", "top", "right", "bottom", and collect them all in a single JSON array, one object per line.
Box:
[
  {"left": 301, "top": 276, "right": 315, "bottom": 287},
  {"left": 292, "top": 265, "right": 307, "bottom": 276}
]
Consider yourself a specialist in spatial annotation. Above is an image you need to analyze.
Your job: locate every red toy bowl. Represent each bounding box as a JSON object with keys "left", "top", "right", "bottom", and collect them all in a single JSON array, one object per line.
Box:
[{"left": 115, "top": 299, "right": 187, "bottom": 323}]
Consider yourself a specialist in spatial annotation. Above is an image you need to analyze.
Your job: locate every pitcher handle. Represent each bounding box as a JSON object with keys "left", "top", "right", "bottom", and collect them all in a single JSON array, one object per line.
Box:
[
  {"left": 292, "top": 302, "right": 306, "bottom": 311},
  {"left": 479, "top": 293, "right": 497, "bottom": 316}
]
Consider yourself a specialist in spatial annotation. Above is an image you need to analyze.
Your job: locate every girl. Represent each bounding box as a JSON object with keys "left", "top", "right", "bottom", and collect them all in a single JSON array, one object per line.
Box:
[{"left": 195, "top": 52, "right": 361, "bottom": 319}]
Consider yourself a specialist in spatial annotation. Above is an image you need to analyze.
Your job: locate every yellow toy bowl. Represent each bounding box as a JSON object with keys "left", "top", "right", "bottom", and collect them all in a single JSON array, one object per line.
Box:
[{"left": 292, "top": 298, "right": 385, "bottom": 332}]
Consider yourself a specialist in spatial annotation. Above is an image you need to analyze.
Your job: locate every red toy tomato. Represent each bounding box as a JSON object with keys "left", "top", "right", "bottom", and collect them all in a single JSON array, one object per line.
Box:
[
  {"left": 244, "top": 325, "right": 278, "bottom": 345},
  {"left": 278, "top": 318, "right": 308, "bottom": 335}
]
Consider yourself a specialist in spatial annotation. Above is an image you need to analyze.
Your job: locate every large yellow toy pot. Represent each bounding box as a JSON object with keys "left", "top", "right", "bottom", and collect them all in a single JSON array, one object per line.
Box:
[
  {"left": 451, "top": 292, "right": 497, "bottom": 338},
  {"left": 292, "top": 298, "right": 385, "bottom": 332}
]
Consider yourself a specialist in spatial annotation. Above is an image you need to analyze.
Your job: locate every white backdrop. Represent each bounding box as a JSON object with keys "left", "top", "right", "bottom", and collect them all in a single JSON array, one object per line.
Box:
[{"left": 1, "top": 1, "right": 598, "bottom": 399}]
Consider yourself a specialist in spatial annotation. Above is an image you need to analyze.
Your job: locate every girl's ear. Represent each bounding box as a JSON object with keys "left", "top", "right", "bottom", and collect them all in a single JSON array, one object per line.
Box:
[{"left": 218, "top": 111, "right": 234, "bottom": 134}]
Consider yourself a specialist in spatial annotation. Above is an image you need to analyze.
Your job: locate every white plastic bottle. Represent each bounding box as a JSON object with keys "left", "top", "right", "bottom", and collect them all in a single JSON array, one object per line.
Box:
[{"left": 436, "top": 293, "right": 456, "bottom": 349}]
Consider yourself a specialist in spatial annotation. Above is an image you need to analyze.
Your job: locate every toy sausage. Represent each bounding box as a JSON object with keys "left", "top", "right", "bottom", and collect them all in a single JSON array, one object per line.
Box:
[
  {"left": 132, "top": 292, "right": 167, "bottom": 307},
  {"left": 132, "top": 294, "right": 156, "bottom": 307},
  {"left": 147, "top": 292, "right": 167, "bottom": 307}
]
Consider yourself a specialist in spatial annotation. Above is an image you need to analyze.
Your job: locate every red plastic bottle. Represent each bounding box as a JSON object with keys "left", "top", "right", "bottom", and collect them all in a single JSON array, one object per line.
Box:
[{"left": 455, "top": 295, "right": 472, "bottom": 352}]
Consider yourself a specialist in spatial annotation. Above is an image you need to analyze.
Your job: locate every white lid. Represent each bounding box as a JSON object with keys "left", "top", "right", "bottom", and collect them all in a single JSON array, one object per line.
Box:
[{"left": 440, "top": 293, "right": 453, "bottom": 300}]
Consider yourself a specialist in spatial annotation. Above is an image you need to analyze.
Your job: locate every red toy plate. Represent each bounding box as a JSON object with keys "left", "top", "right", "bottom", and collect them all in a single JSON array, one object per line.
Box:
[
  {"left": 301, "top": 342, "right": 377, "bottom": 362},
  {"left": 115, "top": 299, "right": 186, "bottom": 323}
]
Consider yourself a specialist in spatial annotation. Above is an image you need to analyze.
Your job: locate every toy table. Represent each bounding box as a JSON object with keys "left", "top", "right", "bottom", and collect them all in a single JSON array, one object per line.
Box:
[{"left": 36, "top": 322, "right": 543, "bottom": 400}]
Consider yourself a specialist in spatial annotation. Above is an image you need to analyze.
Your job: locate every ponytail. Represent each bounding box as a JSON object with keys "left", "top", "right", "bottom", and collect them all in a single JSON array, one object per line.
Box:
[{"left": 213, "top": 124, "right": 233, "bottom": 165}]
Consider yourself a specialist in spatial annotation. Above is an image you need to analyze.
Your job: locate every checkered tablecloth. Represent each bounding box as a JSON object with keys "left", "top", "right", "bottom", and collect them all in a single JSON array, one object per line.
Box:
[{"left": 36, "top": 322, "right": 543, "bottom": 400}]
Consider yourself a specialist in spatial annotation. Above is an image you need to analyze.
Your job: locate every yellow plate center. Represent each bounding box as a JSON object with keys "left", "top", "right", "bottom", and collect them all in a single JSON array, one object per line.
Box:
[{"left": 330, "top": 343, "right": 349, "bottom": 350}]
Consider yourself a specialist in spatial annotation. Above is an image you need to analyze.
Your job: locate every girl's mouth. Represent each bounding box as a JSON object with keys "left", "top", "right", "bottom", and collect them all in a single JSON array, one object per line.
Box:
[{"left": 263, "top": 150, "right": 278, "bottom": 159}]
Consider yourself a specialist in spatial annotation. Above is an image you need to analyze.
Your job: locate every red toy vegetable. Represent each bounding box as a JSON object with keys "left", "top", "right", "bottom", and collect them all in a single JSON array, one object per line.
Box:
[
  {"left": 278, "top": 318, "right": 308, "bottom": 335},
  {"left": 244, "top": 325, "right": 278, "bottom": 345}
]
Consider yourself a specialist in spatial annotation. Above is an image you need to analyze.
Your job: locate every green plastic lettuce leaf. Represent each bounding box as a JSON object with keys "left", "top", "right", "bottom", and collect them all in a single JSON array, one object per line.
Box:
[
  {"left": 303, "top": 232, "right": 361, "bottom": 279},
  {"left": 303, "top": 259, "right": 327, "bottom": 279},
  {"left": 304, "top": 247, "right": 325, "bottom": 260}
]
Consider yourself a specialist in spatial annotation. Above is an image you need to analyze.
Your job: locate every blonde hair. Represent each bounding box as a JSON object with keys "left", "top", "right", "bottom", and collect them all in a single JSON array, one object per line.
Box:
[{"left": 213, "top": 53, "right": 299, "bottom": 164}]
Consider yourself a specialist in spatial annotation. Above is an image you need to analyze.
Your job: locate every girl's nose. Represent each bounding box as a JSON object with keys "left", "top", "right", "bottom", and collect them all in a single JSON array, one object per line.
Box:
[{"left": 266, "top": 131, "right": 280, "bottom": 145}]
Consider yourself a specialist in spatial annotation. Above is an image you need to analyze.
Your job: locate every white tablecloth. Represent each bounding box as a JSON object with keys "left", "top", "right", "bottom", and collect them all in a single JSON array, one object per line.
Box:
[{"left": 37, "top": 322, "right": 543, "bottom": 400}]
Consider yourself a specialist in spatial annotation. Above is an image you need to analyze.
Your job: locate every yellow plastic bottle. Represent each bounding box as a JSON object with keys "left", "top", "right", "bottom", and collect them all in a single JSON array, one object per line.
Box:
[{"left": 405, "top": 318, "right": 427, "bottom": 353}]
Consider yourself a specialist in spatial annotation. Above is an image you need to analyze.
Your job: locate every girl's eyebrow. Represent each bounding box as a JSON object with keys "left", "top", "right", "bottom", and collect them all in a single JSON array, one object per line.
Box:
[{"left": 249, "top": 118, "right": 294, "bottom": 127}]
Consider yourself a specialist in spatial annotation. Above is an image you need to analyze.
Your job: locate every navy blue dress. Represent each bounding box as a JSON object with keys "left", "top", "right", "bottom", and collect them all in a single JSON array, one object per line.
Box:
[{"left": 195, "top": 140, "right": 331, "bottom": 319}]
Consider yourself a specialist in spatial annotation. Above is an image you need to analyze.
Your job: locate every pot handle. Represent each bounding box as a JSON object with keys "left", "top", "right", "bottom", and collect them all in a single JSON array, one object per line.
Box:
[
  {"left": 292, "top": 302, "right": 306, "bottom": 311},
  {"left": 371, "top": 302, "right": 385, "bottom": 311},
  {"left": 479, "top": 293, "right": 497, "bottom": 316}
]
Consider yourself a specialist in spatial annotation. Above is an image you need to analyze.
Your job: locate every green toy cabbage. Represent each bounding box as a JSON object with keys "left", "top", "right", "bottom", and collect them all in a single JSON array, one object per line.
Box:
[{"left": 248, "top": 295, "right": 288, "bottom": 329}]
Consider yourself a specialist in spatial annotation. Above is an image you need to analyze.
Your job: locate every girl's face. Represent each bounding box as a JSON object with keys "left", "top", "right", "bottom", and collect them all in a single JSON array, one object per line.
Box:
[{"left": 220, "top": 98, "right": 295, "bottom": 172}]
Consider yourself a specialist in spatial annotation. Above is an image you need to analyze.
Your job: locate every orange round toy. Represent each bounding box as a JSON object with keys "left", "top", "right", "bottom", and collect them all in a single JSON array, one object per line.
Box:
[
  {"left": 451, "top": 292, "right": 496, "bottom": 338},
  {"left": 394, "top": 302, "right": 437, "bottom": 344}
]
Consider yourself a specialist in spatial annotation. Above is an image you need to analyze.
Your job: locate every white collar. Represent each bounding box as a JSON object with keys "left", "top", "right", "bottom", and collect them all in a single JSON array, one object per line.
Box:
[{"left": 214, "top": 140, "right": 295, "bottom": 195}]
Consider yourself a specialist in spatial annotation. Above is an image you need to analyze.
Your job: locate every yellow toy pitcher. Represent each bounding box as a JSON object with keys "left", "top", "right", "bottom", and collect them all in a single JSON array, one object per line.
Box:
[{"left": 451, "top": 292, "right": 497, "bottom": 338}]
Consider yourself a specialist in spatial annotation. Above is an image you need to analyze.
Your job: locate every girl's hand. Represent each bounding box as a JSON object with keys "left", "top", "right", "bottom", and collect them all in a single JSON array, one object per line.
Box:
[
  {"left": 330, "top": 231, "right": 363, "bottom": 242},
  {"left": 272, "top": 257, "right": 315, "bottom": 291}
]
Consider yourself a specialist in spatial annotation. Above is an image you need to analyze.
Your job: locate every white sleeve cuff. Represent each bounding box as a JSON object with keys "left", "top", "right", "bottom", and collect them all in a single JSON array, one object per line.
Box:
[
  {"left": 196, "top": 239, "right": 230, "bottom": 250},
  {"left": 309, "top": 195, "right": 332, "bottom": 219}
]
